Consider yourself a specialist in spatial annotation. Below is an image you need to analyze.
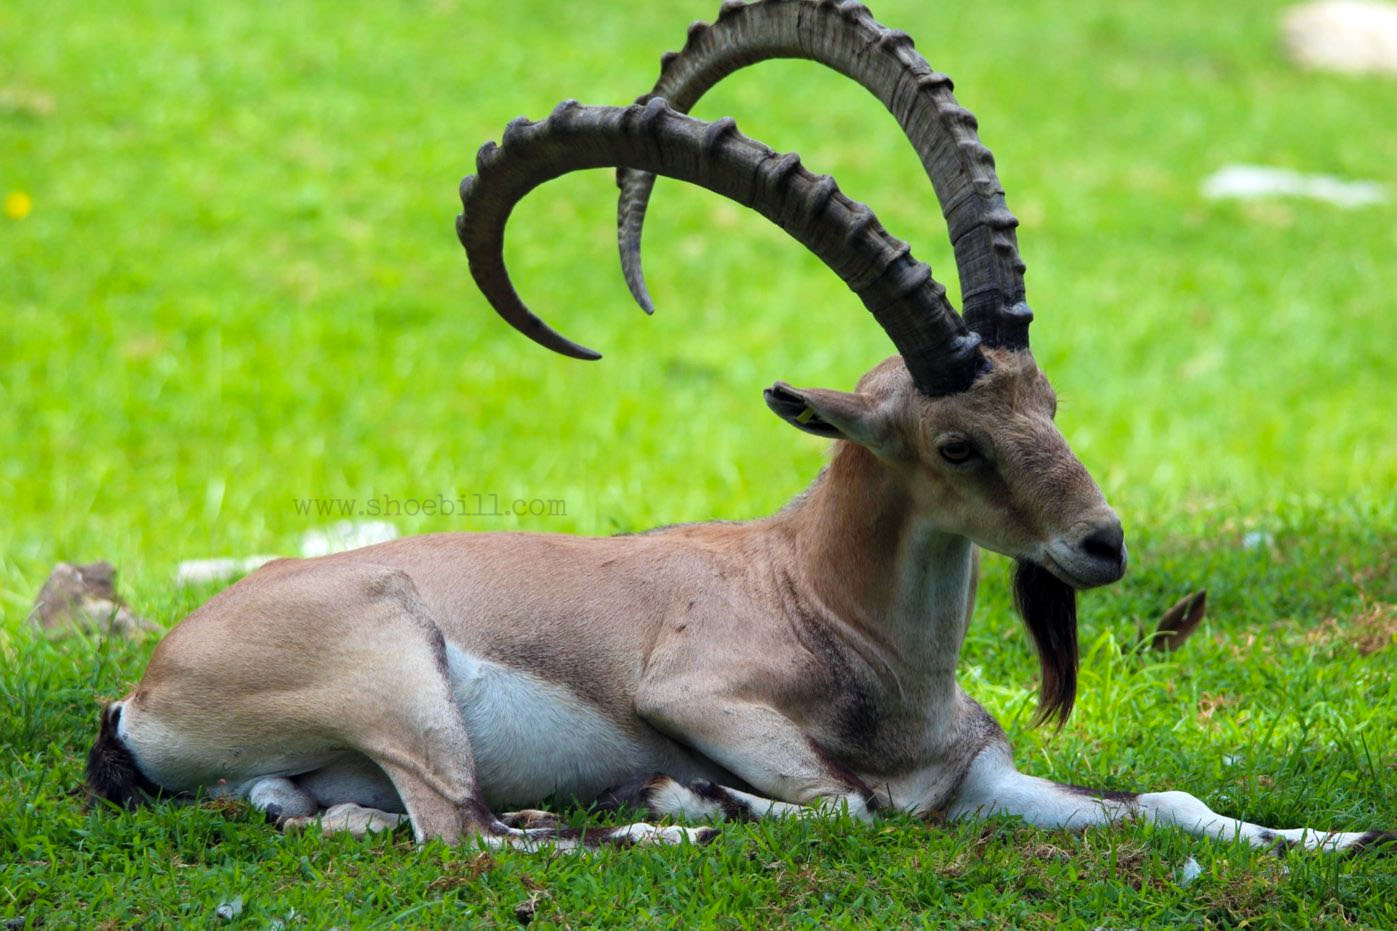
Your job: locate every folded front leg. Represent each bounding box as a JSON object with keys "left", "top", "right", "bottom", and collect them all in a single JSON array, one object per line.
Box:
[
  {"left": 635, "top": 687, "right": 879, "bottom": 821},
  {"left": 622, "top": 773, "right": 855, "bottom": 822}
]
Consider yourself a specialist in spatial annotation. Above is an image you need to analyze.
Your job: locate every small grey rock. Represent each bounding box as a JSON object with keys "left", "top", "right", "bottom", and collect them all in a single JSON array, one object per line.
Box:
[
  {"left": 215, "top": 896, "right": 244, "bottom": 920},
  {"left": 1178, "top": 856, "right": 1203, "bottom": 885},
  {"left": 29, "top": 561, "right": 154, "bottom": 637}
]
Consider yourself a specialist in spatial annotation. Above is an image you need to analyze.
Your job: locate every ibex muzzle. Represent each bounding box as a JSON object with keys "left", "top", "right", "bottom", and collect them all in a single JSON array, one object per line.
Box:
[{"left": 87, "top": 0, "right": 1391, "bottom": 856}]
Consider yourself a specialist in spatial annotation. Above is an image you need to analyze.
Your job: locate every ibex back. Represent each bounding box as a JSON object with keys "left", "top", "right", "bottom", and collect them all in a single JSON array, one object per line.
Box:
[{"left": 88, "top": 0, "right": 1392, "bottom": 854}]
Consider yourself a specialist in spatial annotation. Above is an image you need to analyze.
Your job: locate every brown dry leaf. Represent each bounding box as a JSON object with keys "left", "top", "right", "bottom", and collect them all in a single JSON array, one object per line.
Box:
[
  {"left": 1197, "top": 692, "right": 1236, "bottom": 723},
  {"left": 1027, "top": 842, "right": 1070, "bottom": 861},
  {"left": 199, "top": 796, "right": 247, "bottom": 818},
  {"left": 0, "top": 85, "right": 56, "bottom": 117},
  {"left": 1301, "top": 600, "right": 1395, "bottom": 655},
  {"left": 1304, "top": 617, "right": 1342, "bottom": 647},
  {"left": 1351, "top": 599, "right": 1396, "bottom": 655},
  {"left": 427, "top": 852, "right": 496, "bottom": 892}
]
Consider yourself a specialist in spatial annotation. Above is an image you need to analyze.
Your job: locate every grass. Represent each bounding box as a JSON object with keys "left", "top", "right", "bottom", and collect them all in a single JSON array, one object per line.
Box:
[{"left": 2, "top": 0, "right": 1395, "bottom": 925}]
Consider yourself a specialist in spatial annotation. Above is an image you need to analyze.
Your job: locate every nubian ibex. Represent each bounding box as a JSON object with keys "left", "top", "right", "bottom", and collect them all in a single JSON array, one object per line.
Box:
[{"left": 88, "top": 0, "right": 1392, "bottom": 854}]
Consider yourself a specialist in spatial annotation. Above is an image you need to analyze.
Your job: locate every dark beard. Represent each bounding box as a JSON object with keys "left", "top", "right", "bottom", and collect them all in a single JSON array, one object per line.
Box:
[{"left": 1013, "top": 560, "right": 1078, "bottom": 728}]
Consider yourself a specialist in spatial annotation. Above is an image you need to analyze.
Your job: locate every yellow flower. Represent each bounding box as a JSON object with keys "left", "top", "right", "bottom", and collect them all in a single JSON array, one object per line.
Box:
[{"left": 5, "top": 190, "right": 32, "bottom": 219}]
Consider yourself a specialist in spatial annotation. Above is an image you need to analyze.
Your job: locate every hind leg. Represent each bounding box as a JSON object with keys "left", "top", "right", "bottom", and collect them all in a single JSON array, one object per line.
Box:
[
  {"left": 246, "top": 776, "right": 406, "bottom": 839},
  {"left": 281, "top": 803, "right": 408, "bottom": 838},
  {"left": 260, "top": 758, "right": 408, "bottom": 838},
  {"left": 251, "top": 755, "right": 403, "bottom": 833},
  {"left": 498, "top": 809, "right": 560, "bottom": 829},
  {"left": 111, "top": 562, "right": 502, "bottom": 844},
  {"left": 287, "top": 567, "right": 499, "bottom": 843},
  {"left": 97, "top": 559, "right": 717, "bottom": 850}
]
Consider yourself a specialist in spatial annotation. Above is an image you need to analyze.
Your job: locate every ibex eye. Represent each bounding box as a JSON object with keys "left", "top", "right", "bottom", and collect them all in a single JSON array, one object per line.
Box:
[{"left": 939, "top": 441, "right": 974, "bottom": 464}]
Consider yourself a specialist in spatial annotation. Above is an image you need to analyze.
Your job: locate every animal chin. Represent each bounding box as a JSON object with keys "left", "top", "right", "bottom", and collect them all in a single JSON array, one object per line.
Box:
[
  {"left": 1041, "top": 547, "right": 1123, "bottom": 590},
  {"left": 1033, "top": 553, "right": 1083, "bottom": 589}
]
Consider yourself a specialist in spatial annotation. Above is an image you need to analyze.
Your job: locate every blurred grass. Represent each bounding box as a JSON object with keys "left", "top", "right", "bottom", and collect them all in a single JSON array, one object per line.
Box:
[{"left": 2, "top": 0, "right": 1395, "bottom": 926}]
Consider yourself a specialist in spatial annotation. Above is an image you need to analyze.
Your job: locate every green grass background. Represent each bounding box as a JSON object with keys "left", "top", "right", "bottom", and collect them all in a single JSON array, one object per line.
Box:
[{"left": 2, "top": 0, "right": 1394, "bottom": 926}]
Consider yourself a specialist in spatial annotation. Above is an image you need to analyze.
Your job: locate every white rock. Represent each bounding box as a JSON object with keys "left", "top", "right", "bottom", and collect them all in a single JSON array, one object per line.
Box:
[
  {"left": 214, "top": 896, "right": 244, "bottom": 920},
  {"left": 1283, "top": 2, "right": 1397, "bottom": 74},
  {"left": 174, "top": 556, "right": 279, "bottom": 587},
  {"left": 299, "top": 520, "right": 398, "bottom": 557},
  {"left": 1202, "top": 165, "right": 1387, "bottom": 208},
  {"left": 1178, "top": 856, "right": 1204, "bottom": 885},
  {"left": 1241, "top": 530, "right": 1276, "bottom": 549},
  {"left": 173, "top": 522, "right": 398, "bottom": 588}
]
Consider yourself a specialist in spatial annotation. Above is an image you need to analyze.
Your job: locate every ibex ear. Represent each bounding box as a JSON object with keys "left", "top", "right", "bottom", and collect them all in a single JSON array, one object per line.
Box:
[{"left": 763, "top": 382, "right": 886, "bottom": 447}]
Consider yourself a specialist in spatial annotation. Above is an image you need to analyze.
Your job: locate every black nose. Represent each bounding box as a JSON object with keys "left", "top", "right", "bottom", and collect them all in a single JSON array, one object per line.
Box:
[{"left": 1081, "top": 523, "right": 1126, "bottom": 568}]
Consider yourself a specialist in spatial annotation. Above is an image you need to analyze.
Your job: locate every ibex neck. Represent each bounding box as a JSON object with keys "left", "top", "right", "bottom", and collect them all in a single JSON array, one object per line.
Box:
[{"left": 773, "top": 441, "right": 975, "bottom": 669}]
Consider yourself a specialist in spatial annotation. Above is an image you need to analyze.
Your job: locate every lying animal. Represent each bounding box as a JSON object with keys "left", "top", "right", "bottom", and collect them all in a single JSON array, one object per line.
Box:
[{"left": 88, "top": 0, "right": 1392, "bottom": 854}]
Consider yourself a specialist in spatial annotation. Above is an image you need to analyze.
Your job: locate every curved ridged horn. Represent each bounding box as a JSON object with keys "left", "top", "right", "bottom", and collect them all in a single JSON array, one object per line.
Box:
[
  {"left": 616, "top": 0, "right": 1032, "bottom": 349},
  {"left": 458, "top": 98, "right": 984, "bottom": 395}
]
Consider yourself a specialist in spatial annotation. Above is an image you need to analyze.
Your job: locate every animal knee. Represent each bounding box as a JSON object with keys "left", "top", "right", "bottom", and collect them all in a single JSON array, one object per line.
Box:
[
  {"left": 1140, "top": 790, "right": 1206, "bottom": 809},
  {"left": 1138, "top": 790, "right": 1214, "bottom": 822}
]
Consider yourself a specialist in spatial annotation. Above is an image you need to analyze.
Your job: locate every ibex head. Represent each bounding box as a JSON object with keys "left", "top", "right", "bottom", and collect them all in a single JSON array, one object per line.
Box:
[
  {"left": 765, "top": 340, "right": 1121, "bottom": 730},
  {"left": 765, "top": 351, "right": 1124, "bottom": 593},
  {"left": 456, "top": 3, "right": 1124, "bottom": 725}
]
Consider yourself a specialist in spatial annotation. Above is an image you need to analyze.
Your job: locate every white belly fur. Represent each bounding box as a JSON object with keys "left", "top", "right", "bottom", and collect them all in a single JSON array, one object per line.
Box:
[{"left": 445, "top": 644, "right": 679, "bottom": 808}]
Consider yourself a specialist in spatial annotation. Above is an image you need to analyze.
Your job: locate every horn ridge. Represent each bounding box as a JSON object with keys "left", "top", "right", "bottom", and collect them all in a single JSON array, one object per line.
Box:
[
  {"left": 615, "top": 0, "right": 1031, "bottom": 350},
  {"left": 460, "top": 100, "right": 983, "bottom": 394}
]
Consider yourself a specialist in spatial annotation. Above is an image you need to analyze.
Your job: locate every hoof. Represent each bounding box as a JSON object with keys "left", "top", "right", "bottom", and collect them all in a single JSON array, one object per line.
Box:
[
  {"left": 500, "top": 809, "right": 560, "bottom": 830},
  {"left": 688, "top": 778, "right": 717, "bottom": 796},
  {"left": 594, "top": 772, "right": 670, "bottom": 812},
  {"left": 278, "top": 815, "right": 312, "bottom": 834},
  {"left": 1349, "top": 831, "right": 1397, "bottom": 855}
]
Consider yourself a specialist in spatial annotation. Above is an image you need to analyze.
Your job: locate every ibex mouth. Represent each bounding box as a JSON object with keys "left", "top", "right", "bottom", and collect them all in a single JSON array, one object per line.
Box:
[
  {"left": 1043, "top": 552, "right": 1126, "bottom": 590},
  {"left": 1045, "top": 523, "right": 1127, "bottom": 590}
]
